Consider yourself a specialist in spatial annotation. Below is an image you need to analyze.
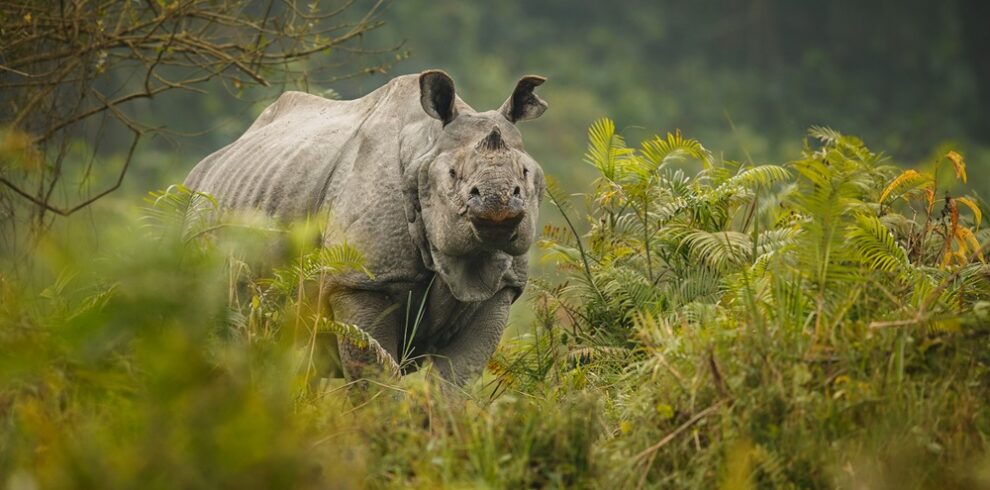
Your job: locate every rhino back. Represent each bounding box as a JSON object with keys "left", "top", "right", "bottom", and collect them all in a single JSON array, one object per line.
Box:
[
  {"left": 187, "top": 85, "right": 383, "bottom": 218},
  {"left": 184, "top": 74, "right": 444, "bottom": 287}
]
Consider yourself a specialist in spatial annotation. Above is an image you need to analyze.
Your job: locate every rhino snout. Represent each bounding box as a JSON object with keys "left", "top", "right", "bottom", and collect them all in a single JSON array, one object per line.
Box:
[{"left": 466, "top": 189, "right": 526, "bottom": 242}]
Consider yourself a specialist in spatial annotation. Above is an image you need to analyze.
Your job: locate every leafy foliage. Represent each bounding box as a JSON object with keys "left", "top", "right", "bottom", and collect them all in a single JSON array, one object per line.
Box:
[{"left": 496, "top": 120, "right": 990, "bottom": 487}]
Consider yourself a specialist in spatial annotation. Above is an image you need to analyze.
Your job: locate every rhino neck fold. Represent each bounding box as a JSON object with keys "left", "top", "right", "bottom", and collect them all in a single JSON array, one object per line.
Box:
[
  {"left": 428, "top": 244, "right": 513, "bottom": 303},
  {"left": 400, "top": 144, "right": 437, "bottom": 278}
]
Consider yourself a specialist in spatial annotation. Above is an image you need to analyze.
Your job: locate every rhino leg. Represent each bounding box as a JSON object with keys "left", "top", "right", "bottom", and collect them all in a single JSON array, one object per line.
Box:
[
  {"left": 331, "top": 290, "right": 402, "bottom": 382},
  {"left": 430, "top": 288, "right": 514, "bottom": 388}
]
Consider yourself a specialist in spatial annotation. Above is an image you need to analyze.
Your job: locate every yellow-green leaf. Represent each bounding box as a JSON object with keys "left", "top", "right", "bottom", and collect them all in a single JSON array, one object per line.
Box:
[
  {"left": 956, "top": 226, "right": 984, "bottom": 263},
  {"left": 955, "top": 196, "right": 982, "bottom": 229},
  {"left": 946, "top": 150, "right": 966, "bottom": 183},
  {"left": 879, "top": 169, "right": 924, "bottom": 203}
]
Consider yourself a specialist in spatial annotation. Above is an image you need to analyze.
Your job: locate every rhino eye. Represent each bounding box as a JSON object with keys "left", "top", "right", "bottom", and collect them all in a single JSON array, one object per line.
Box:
[
  {"left": 523, "top": 168, "right": 529, "bottom": 177},
  {"left": 449, "top": 168, "right": 457, "bottom": 179}
]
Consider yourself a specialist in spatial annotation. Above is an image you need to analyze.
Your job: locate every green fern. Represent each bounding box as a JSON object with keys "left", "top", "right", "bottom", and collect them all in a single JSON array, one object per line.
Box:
[
  {"left": 639, "top": 129, "right": 712, "bottom": 171},
  {"left": 846, "top": 214, "right": 910, "bottom": 274},
  {"left": 584, "top": 117, "right": 634, "bottom": 182},
  {"left": 142, "top": 184, "right": 219, "bottom": 243},
  {"left": 321, "top": 320, "right": 401, "bottom": 378},
  {"left": 808, "top": 125, "right": 843, "bottom": 146}
]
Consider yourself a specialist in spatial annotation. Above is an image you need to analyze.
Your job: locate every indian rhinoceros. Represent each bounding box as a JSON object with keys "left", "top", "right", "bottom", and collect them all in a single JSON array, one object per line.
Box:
[{"left": 184, "top": 70, "right": 547, "bottom": 386}]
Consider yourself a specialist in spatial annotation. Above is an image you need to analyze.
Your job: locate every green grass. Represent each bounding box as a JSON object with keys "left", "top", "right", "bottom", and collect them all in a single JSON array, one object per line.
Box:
[{"left": 2, "top": 123, "right": 989, "bottom": 489}]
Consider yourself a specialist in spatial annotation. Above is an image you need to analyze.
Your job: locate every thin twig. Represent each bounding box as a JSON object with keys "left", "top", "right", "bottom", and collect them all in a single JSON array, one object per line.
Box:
[
  {"left": 632, "top": 401, "right": 725, "bottom": 462},
  {"left": 0, "top": 131, "right": 140, "bottom": 216},
  {"left": 545, "top": 184, "right": 607, "bottom": 305}
]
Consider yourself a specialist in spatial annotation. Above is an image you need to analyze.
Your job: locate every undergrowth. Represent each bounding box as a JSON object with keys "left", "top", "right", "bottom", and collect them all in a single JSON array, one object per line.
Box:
[{"left": 1, "top": 122, "right": 988, "bottom": 489}]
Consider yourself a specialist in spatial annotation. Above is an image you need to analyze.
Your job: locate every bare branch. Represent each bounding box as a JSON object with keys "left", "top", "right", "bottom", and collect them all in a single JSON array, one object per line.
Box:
[
  {"left": 0, "top": 0, "right": 397, "bottom": 244},
  {"left": 0, "top": 131, "right": 140, "bottom": 217}
]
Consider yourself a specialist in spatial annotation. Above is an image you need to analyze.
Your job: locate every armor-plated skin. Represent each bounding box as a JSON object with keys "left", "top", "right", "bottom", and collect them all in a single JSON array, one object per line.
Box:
[{"left": 184, "top": 70, "right": 547, "bottom": 385}]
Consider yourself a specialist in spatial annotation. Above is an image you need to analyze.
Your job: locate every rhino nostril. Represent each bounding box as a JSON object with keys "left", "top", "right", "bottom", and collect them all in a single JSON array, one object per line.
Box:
[
  {"left": 513, "top": 186, "right": 521, "bottom": 196},
  {"left": 470, "top": 187, "right": 480, "bottom": 197}
]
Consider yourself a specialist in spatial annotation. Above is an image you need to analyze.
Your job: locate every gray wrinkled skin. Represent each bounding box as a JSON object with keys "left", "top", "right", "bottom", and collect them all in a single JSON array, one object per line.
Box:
[{"left": 184, "top": 70, "right": 547, "bottom": 386}]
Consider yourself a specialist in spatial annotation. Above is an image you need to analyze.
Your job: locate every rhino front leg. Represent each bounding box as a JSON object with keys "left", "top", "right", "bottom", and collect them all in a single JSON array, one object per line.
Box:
[
  {"left": 430, "top": 288, "right": 515, "bottom": 387},
  {"left": 331, "top": 290, "right": 403, "bottom": 381}
]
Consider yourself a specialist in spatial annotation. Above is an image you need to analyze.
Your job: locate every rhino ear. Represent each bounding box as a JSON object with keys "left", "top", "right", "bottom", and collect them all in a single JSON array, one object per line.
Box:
[
  {"left": 500, "top": 75, "right": 548, "bottom": 123},
  {"left": 420, "top": 70, "right": 458, "bottom": 126}
]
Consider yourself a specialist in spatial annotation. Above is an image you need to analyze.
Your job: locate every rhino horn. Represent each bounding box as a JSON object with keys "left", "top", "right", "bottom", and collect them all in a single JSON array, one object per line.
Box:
[
  {"left": 477, "top": 126, "right": 508, "bottom": 153},
  {"left": 500, "top": 75, "right": 548, "bottom": 123}
]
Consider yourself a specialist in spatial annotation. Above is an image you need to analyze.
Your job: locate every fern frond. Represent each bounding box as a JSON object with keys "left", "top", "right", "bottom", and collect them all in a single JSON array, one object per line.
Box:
[
  {"left": 318, "top": 243, "right": 372, "bottom": 277},
  {"left": 846, "top": 214, "right": 909, "bottom": 273},
  {"left": 142, "top": 184, "right": 220, "bottom": 242},
  {"left": 668, "top": 266, "right": 723, "bottom": 306},
  {"left": 566, "top": 346, "right": 631, "bottom": 364},
  {"left": 879, "top": 169, "right": 929, "bottom": 204},
  {"left": 322, "top": 321, "right": 400, "bottom": 378},
  {"left": 674, "top": 227, "right": 752, "bottom": 270},
  {"left": 808, "top": 126, "right": 843, "bottom": 146},
  {"left": 640, "top": 130, "right": 711, "bottom": 171},
  {"left": 585, "top": 117, "right": 634, "bottom": 181},
  {"left": 724, "top": 165, "right": 791, "bottom": 191}
]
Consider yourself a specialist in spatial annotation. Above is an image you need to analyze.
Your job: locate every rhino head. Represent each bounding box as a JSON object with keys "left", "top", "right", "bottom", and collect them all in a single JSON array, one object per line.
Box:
[{"left": 404, "top": 70, "right": 547, "bottom": 302}]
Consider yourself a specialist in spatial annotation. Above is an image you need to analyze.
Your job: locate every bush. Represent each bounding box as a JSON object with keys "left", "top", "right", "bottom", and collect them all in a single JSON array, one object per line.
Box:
[{"left": 494, "top": 120, "right": 990, "bottom": 488}]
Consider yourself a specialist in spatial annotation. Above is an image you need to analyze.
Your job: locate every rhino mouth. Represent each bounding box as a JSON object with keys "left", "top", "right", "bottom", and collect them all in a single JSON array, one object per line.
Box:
[{"left": 471, "top": 215, "right": 524, "bottom": 242}]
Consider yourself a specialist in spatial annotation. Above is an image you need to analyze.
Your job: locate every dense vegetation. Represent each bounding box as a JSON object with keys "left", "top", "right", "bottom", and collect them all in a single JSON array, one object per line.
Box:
[
  {"left": 2, "top": 121, "right": 987, "bottom": 488},
  {"left": 3, "top": 2, "right": 988, "bottom": 487}
]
